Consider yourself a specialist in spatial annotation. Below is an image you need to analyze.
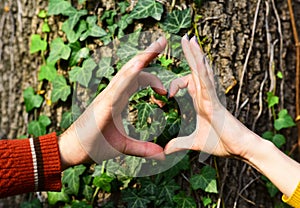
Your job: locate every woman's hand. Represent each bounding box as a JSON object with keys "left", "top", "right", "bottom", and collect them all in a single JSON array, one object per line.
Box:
[
  {"left": 165, "top": 35, "right": 300, "bottom": 199},
  {"left": 164, "top": 35, "right": 256, "bottom": 158},
  {"left": 59, "top": 37, "right": 167, "bottom": 170}
]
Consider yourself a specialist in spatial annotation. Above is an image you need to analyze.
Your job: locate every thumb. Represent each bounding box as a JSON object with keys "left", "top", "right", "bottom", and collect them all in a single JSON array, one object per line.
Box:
[{"left": 164, "top": 135, "right": 195, "bottom": 155}]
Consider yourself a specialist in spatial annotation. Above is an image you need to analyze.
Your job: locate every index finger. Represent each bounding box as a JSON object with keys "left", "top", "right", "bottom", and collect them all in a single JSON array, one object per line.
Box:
[{"left": 112, "top": 37, "right": 167, "bottom": 85}]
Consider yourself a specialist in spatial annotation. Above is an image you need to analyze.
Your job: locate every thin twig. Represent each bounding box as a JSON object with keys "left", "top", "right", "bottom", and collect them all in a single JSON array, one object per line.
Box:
[
  {"left": 199, "top": 16, "right": 221, "bottom": 24},
  {"left": 237, "top": 98, "right": 249, "bottom": 116},
  {"left": 233, "top": 163, "right": 247, "bottom": 208},
  {"left": 217, "top": 159, "right": 229, "bottom": 208},
  {"left": 271, "top": 0, "right": 284, "bottom": 109},
  {"left": 238, "top": 194, "right": 256, "bottom": 206},
  {"left": 238, "top": 175, "right": 260, "bottom": 196},
  {"left": 252, "top": 70, "right": 268, "bottom": 130},
  {"left": 235, "top": 0, "right": 262, "bottom": 117},
  {"left": 269, "top": 39, "right": 278, "bottom": 93},
  {"left": 265, "top": 0, "right": 271, "bottom": 58}
]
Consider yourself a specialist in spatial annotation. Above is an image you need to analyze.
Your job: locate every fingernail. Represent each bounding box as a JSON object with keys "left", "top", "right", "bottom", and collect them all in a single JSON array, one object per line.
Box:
[
  {"left": 203, "top": 55, "right": 206, "bottom": 64},
  {"left": 194, "top": 36, "right": 200, "bottom": 45},
  {"left": 203, "top": 55, "right": 209, "bottom": 65},
  {"left": 157, "top": 36, "right": 164, "bottom": 44},
  {"left": 184, "top": 33, "right": 189, "bottom": 40}
]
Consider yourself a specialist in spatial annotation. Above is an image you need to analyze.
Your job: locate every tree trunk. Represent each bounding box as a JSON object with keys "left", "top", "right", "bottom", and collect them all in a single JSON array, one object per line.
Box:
[
  {"left": 0, "top": 0, "right": 299, "bottom": 207},
  {"left": 0, "top": 0, "right": 50, "bottom": 206}
]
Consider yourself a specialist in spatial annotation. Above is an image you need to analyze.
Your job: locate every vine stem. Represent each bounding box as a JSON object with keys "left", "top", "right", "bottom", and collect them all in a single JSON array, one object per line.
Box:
[
  {"left": 287, "top": 0, "right": 300, "bottom": 150},
  {"left": 234, "top": 0, "right": 261, "bottom": 117}
]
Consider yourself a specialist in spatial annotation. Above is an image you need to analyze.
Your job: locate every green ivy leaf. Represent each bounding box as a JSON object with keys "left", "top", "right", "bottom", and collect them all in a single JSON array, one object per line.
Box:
[
  {"left": 101, "top": 10, "right": 117, "bottom": 26},
  {"left": 157, "top": 179, "right": 180, "bottom": 204},
  {"left": 277, "top": 71, "right": 283, "bottom": 79},
  {"left": 93, "top": 173, "right": 114, "bottom": 192},
  {"left": 51, "top": 75, "right": 71, "bottom": 102},
  {"left": 97, "top": 57, "right": 114, "bottom": 80},
  {"left": 38, "top": 64, "right": 57, "bottom": 81},
  {"left": 38, "top": 10, "right": 47, "bottom": 18},
  {"left": 131, "top": 28, "right": 143, "bottom": 44},
  {"left": 70, "top": 200, "right": 92, "bottom": 208},
  {"left": 20, "top": 198, "right": 42, "bottom": 208},
  {"left": 136, "top": 102, "right": 158, "bottom": 129},
  {"left": 129, "top": 0, "right": 163, "bottom": 21},
  {"left": 267, "top": 92, "right": 279, "bottom": 108},
  {"left": 272, "top": 134, "right": 286, "bottom": 148},
  {"left": 201, "top": 196, "right": 212, "bottom": 207},
  {"left": 62, "top": 165, "right": 86, "bottom": 196},
  {"left": 28, "top": 115, "right": 51, "bottom": 137},
  {"left": 116, "top": 43, "right": 139, "bottom": 62},
  {"left": 82, "top": 185, "right": 93, "bottom": 202},
  {"left": 39, "top": 115, "right": 51, "bottom": 127},
  {"left": 80, "top": 16, "right": 107, "bottom": 41},
  {"left": 190, "top": 165, "right": 218, "bottom": 193},
  {"left": 266, "top": 181, "right": 279, "bottom": 197},
  {"left": 124, "top": 156, "right": 146, "bottom": 176},
  {"left": 78, "top": 0, "right": 86, "bottom": 4},
  {"left": 48, "top": 0, "right": 71, "bottom": 15},
  {"left": 164, "top": 109, "right": 181, "bottom": 137},
  {"left": 156, "top": 66, "right": 190, "bottom": 90},
  {"left": 69, "top": 41, "right": 90, "bottom": 66},
  {"left": 62, "top": 7, "right": 87, "bottom": 30},
  {"left": 62, "top": 19, "right": 87, "bottom": 43},
  {"left": 23, "top": 87, "right": 44, "bottom": 112},
  {"left": 117, "top": 14, "right": 132, "bottom": 38},
  {"left": 47, "top": 188, "right": 70, "bottom": 205},
  {"left": 69, "top": 58, "right": 96, "bottom": 87},
  {"left": 262, "top": 131, "right": 274, "bottom": 140},
  {"left": 262, "top": 131, "right": 286, "bottom": 148},
  {"left": 158, "top": 56, "right": 173, "bottom": 68},
  {"left": 30, "top": 34, "right": 47, "bottom": 54},
  {"left": 160, "top": 8, "right": 192, "bottom": 34},
  {"left": 118, "top": 1, "right": 130, "bottom": 14},
  {"left": 140, "top": 179, "right": 157, "bottom": 196},
  {"left": 122, "top": 190, "right": 151, "bottom": 208},
  {"left": 28, "top": 121, "right": 46, "bottom": 137},
  {"left": 129, "top": 88, "right": 152, "bottom": 102},
  {"left": 47, "top": 38, "right": 71, "bottom": 63},
  {"left": 274, "top": 109, "right": 296, "bottom": 130},
  {"left": 42, "top": 21, "right": 51, "bottom": 33},
  {"left": 173, "top": 192, "right": 197, "bottom": 208},
  {"left": 60, "top": 111, "right": 73, "bottom": 129}
]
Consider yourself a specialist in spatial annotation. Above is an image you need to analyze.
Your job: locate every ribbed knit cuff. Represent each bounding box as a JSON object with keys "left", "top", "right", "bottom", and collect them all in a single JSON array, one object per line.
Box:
[
  {"left": 0, "top": 133, "right": 62, "bottom": 198},
  {"left": 34, "top": 133, "right": 62, "bottom": 191},
  {"left": 282, "top": 182, "right": 300, "bottom": 207}
]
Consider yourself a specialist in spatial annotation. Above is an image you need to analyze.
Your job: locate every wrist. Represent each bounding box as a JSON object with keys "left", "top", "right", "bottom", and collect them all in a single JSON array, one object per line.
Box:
[{"left": 58, "top": 129, "right": 93, "bottom": 170}]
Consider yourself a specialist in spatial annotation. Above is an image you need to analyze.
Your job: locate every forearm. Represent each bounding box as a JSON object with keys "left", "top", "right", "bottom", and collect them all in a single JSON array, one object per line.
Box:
[
  {"left": 213, "top": 108, "right": 300, "bottom": 197},
  {"left": 246, "top": 135, "right": 300, "bottom": 197}
]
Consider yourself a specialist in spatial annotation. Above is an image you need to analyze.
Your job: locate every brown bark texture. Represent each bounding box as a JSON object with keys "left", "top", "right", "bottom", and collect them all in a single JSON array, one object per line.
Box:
[{"left": 0, "top": 0, "right": 300, "bottom": 207}]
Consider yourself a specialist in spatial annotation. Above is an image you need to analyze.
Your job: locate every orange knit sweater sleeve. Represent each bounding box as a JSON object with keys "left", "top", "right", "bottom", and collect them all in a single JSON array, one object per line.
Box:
[{"left": 0, "top": 132, "right": 62, "bottom": 198}]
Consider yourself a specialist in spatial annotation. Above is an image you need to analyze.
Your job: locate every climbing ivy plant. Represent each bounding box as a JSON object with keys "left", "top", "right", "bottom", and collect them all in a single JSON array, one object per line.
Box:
[{"left": 21, "top": 0, "right": 296, "bottom": 207}]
